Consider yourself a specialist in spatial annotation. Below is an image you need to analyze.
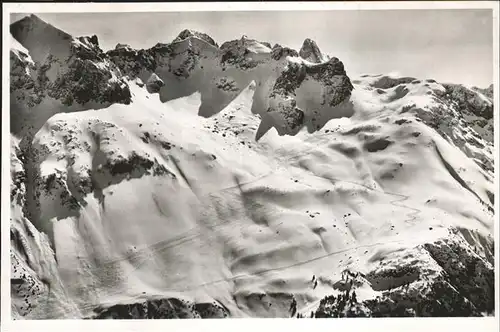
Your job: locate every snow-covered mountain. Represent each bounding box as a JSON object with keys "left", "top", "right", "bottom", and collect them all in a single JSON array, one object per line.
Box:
[{"left": 9, "top": 14, "right": 495, "bottom": 319}]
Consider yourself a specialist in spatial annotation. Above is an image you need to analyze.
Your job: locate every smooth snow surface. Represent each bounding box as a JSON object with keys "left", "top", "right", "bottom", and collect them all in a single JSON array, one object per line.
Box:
[{"left": 12, "top": 76, "right": 494, "bottom": 318}]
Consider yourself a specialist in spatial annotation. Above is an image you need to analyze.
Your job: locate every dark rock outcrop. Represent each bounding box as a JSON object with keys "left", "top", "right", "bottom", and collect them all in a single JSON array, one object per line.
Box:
[
  {"left": 145, "top": 73, "right": 164, "bottom": 93},
  {"left": 10, "top": 15, "right": 132, "bottom": 138},
  {"left": 313, "top": 231, "right": 494, "bottom": 318},
  {"left": 369, "top": 76, "right": 416, "bottom": 89},
  {"left": 443, "top": 83, "right": 493, "bottom": 119},
  {"left": 271, "top": 44, "right": 299, "bottom": 61},
  {"left": 93, "top": 298, "right": 229, "bottom": 319},
  {"left": 219, "top": 37, "right": 269, "bottom": 70}
]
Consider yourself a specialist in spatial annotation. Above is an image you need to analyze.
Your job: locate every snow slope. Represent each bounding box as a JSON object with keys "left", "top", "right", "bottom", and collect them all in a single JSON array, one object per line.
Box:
[{"left": 9, "top": 15, "right": 495, "bottom": 319}]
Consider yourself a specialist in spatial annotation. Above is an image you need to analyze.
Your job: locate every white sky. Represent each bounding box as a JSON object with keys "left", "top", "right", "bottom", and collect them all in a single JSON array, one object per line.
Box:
[{"left": 11, "top": 9, "right": 494, "bottom": 87}]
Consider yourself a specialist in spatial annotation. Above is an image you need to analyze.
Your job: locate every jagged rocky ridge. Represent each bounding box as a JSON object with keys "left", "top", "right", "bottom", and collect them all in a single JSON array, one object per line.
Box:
[
  {"left": 9, "top": 15, "right": 495, "bottom": 319},
  {"left": 104, "top": 32, "right": 355, "bottom": 138},
  {"left": 11, "top": 16, "right": 354, "bottom": 142}
]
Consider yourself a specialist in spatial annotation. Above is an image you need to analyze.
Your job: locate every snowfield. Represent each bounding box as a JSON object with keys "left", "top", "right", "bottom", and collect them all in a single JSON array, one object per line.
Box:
[{"left": 9, "top": 15, "right": 495, "bottom": 319}]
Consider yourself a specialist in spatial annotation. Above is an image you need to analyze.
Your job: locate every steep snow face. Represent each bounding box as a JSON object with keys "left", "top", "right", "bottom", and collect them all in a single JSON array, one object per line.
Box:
[
  {"left": 10, "top": 136, "right": 81, "bottom": 319},
  {"left": 9, "top": 15, "right": 495, "bottom": 319}
]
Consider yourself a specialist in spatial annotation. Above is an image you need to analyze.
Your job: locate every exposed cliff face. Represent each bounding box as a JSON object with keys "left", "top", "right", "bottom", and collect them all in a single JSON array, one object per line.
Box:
[
  {"left": 443, "top": 83, "right": 493, "bottom": 119},
  {"left": 10, "top": 15, "right": 132, "bottom": 139},
  {"left": 93, "top": 298, "right": 229, "bottom": 319},
  {"left": 312, "top": 229, "right": 494, "bottom": 318},
  {"left": 299, "top": 38, "right": 327, "bottom": 64},
  {"left": 9, "top": 15, "right": 495, "bottom": 320},
  {"left": 11, "top": 135, "right": 82, "bottom": 319}
]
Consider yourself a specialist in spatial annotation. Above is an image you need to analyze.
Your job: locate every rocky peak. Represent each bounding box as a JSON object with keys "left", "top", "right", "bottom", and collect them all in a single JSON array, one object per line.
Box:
[
  {"left": 11, "top": 14, "right": 57, "bottom": 34},
  {"left": 107, "top": 49, "right": 156, "bottom": 79},
  {"left": 271, "top": 56, "right": 353, "bottom": 108},
  {"left": 11, "top": 14, "right": 73, "bottom": 63},
  {"left": 260, "top": 41, "right": 272, "bottom": 49},
  {"left": 173, "top": 29, "right": 218, "bottom": 47},
  {"left": 146, "top": 73, "right": 164, "bottom": 93},
  {"left": 219, "top": 38, "right": 266, "bottom": 69},
  {"left": 10, "top": 15, "right": 132, "bottom": 138},
  {"left": 115, "top": 43, "right": 132, "bottom": 51},
  {"left": 472, "top": 84, "right": 493, "bottom": 101},
  {"left": 299, "top": 38, "right": 326, "bottom": 63},
  {"left": 71, "top": 36, "right": 105, "bottom": 62},
  {"left": 271, "top": 44, "right": 299, "bottom": 61},
  {"left": 10, "top": 15, "right": 354, "bottom": 142},
  {"left": 443, "top": 83, "right": 493, "bottom": 119},
  {"left": 78, "top": 35, "right": 99, "bottom": 47}
]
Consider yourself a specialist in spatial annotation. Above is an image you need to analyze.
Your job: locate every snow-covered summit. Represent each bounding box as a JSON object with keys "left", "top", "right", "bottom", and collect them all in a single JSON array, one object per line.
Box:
[{"left": 173, "top": 28, "right": 218, "bottom": 47}]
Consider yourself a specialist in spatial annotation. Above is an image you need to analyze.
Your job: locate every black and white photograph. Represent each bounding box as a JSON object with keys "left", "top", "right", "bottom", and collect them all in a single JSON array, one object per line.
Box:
[{"left": 1, "top": 1, "right": 499, "bottom": 331}]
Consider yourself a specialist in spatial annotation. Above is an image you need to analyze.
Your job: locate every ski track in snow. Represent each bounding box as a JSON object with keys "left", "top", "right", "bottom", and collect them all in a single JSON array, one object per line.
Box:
[
  {"left": 69, "top": 164, "right": 426, "bottom": 315},
  {"left": 17, "top": 91, "right": 494, "bottom": 317}
]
